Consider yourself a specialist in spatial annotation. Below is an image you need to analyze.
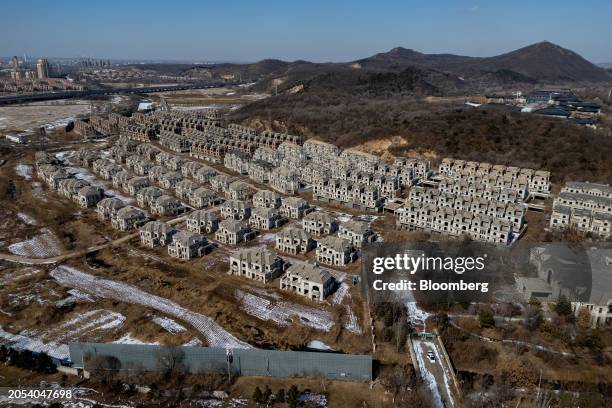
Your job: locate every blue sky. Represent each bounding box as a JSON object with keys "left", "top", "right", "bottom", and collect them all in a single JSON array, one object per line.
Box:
[{"left": 2, "top": 0, "right": 611, "bottom": 63}]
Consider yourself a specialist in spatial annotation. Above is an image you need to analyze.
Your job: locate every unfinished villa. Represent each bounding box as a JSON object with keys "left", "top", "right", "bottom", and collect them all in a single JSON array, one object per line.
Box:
[
  {"left": 338, "top": 220, "right": 377, "bottom": 248},
  {"left": 303, "top": 212, "right": 339, "bottom": 236},
  {"left": 221, "top": 199, "right": 252, "bottom": 220},
  {"left": 186, "top": 210, "right": 220, "bottom": 234},
  {"left": 215, "top": 219, "right": 256, "bottom": 245},
  {"left": 280, "top": 260, "right": 335, "bottom": 301},
  {"left": 111, "top": 206, "right": 148, "bottom": 231},
  {"left": 140, "top": 221, "right": 178, "bottom": 248},
  {"left": 550, "top": 181, "right": 612, "bottom": 238},
  {"left": 249, "top": 207, "right": 288, "bottom": 230},
  {"left": 316, "top": 236, "right": 357, "bottom": 266},
  {"left": 167, "top": 230, "right": 214, "bottom": 260},
  {"left": 228, "top": 248, "right": 285, "bottom": 283},
  {"left": 276, "top": 227, "right": 315, "bottom": 255},
  {"left": 280, "top": 197, "right": 312, "bottom": 219}
]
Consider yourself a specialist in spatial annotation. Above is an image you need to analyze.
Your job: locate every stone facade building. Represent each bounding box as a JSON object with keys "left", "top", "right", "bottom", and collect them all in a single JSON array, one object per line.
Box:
[
  {"left": 303, "top": 212, "right": 338, "bottom": 236},
  {"left": 275, "top": 227, "right": 315, "bottom": 255},
  {"left": 215, "top": 219, "right": 256, "bottom": 245},
  {"left": 280, "top": 261, "right": 335, "bottom": 301},
  {"left": 186, "top": 210, "right": 220, "bottom": 234},
  {"left": 76, "top": 186, "right": 104, "bottom": 208},
  {"left": 338, "top": 220, "right": 377, "bottom": 248},
  {"left": 168, "top": 230, "right": 213, "bottom": 259},
  {"left": 140, "top": 221, "right": 177, "bottom": 248},
  {"left": 111, "top": 206, "right": 148, "bottom": 231},
  {"left": 280, "top": 197, "right": 312, "bottom": 219},
  {"left": 221, "top": 199, "right": 251, "bottom": 220},
  {"left": 249, "top": 207, "right": 288, "bottom": 230},
  {"left": 316, "top": 236, "right": 357, "bottom": 266},
  {"left": 253, "top": 190, "right": 281, "bottom": 209},
  {"left": 150, "top": 195, "right": 184, "bottom": 216},
  {"left": 96, "top": 197, "right": 125, "bottom": 220},
  {"left": 190, "top": 187, "right": 222, "bottom": 209},
  {"left": 228, "top": 248, "right": 285, "bottom": 283}
]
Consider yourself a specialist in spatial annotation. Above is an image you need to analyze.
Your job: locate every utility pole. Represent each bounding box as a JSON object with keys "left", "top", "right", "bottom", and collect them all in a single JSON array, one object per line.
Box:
[{"left": 226, "top": 348, "right": 233, "bottom": 382}]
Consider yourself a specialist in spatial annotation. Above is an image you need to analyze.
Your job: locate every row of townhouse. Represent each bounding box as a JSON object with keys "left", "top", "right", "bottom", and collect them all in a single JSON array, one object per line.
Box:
[
  {"left": 438, "top": 178, "right": 527, "bottom": 203},
  {"left": 114, "top": 147, "right": 225, "bottom": 214},
  {"left": 550, "top": 181, "right": 612, "bottom": 238},
  {"left": 312, "top": 178, "right": 384, "bottom": 212},
  {"left": 74, "top": 119, "right": 97, "bottom": 139},
  {"left": 159, "top": 130, "right": 192, "bottom": 153},
  {"left": 228, "top": 248, "right": 334, "bottom": 301},
  {"left": 397, "top": 202, "right": 514, "bottom": 244},
  {"left": 89, "top": 115, "right": 118, "bottom": 136},
  {"left": 35, "top": 150, "right": 149, "bottom": 233},
  {"left": 120, "top": 123, "right": 156, "bottom": 142},
  {"left": 190, "top": 140, "right": 227, "bottom": 163},
  {"left": 331, "top": 169, "right": 401, "bottom": 198},
  {"left": 408, "top": 186, "right": 526, "bottom": 230},
  {"left": 253, "top": 146, "right": 281, "bottom": 166},
  {"left": 57, "top": 178, "right": 105, "bottom": 208},
  {"left": 438, "top": 157, "right": 551, "bottom": 196},
  {"left": 88, "top": 151, "right": 188, "bottom": 217},
  {"left": 37, "top": 164, "right": 105, "bottom": 208},
  {"left": 224, "top": 150, "right": 251, "bottom": 175}
]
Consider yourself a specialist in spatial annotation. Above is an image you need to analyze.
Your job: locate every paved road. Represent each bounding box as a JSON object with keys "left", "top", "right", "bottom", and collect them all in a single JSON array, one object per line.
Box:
[
  {"left": 412, "top": 338, "right": 456, "bottom": 408},
  {"left": 0, "top": 82, "right": 236, "bottom": 105}
]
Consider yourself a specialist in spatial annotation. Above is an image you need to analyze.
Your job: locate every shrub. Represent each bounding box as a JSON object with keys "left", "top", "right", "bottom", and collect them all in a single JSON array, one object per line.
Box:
[{"left": 479, "top": 310, "right": 495, "bottom": 328}]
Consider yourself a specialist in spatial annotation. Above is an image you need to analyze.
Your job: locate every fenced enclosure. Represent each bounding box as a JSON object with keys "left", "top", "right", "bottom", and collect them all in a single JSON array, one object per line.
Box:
[{"left": 69, "top": 342, "right": 372, "bottom": 381}]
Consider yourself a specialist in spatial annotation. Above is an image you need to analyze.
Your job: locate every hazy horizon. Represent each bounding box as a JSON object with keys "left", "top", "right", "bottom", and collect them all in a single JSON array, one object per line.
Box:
[{"left": 2, "top": 0, "right": 612, "bottom": 63}]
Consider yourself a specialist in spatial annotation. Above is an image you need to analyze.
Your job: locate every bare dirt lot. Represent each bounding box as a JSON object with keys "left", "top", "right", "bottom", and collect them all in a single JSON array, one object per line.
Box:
[{"left": 0, "top": 102, "right": 92, "bottom": 133}]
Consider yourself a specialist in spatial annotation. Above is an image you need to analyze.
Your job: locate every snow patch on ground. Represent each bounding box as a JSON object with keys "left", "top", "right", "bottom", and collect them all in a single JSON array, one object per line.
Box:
[
  {"left": 47, "top": 309, "right": 126, "bottom": 342},
  {"left": 413, "top": 340, "right": 444, "bottom": 408},
  {"left": 298, "top": 392, "right": 327, "bottom": 408},
  {"left": 113, "top": 333, "right": 160, "bottom": 345},
  {"left": 307, "top": 340, "right": 334, "bottom": 351},
  {"left": 152, "top": 315, "right": 187, "bottom": 334},
  {"left": 332, "top": 283, "right": 349, "bottom": 305},
  {"left": 0, "top": 267, "right": 42, "bottom": 285},
  {"left": 55, "top": 289, "right": 96, "bottom": 307},
  {"left": 0, "top": 326, "right": 70, "bottom": 361},
  {"left": 257, "top": 233, "right": 276, "bottom": 243},
  {"left": 45, "top": 117, "right": 74, "bottom": 130},
  {"left": 50, "top": 265, "right": 251, "bottom": 349},
  {"left": 184, "top": 337, "right": 203, "bottom": 347},
  {"left": 17, "top": 212, "right": 38, "bottom": 225},
  {"left": 344, "top": 305, "right": 362, "bottom": 334},
  {"left": 236, "top": 289, "right": 334, "bottom": 332},
  {"left": 406, "top": 301, "right": 429, "bottom": 328},
  {"left": 67, "top": 165, "right": 135, "bottom": 203},
  {"left": 14, "top": 164, "right": 33, "bottom": 179},
  {"left": 8, "top": 228, "right": 62, "bottom": 258},
  {"left": 335, "top": 213, "right": 353, "bottom": 223}
]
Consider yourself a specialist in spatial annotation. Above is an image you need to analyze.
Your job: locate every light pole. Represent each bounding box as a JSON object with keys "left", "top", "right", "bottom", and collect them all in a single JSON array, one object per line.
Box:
[{"left": 226, "top": 348, "right": 233, "bottom": 383}]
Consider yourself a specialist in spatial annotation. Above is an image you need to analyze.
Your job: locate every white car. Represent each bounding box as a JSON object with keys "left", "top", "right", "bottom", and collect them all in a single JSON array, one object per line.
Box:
[{"left": 427, "top": 351, "right": 435, "bottom": 362}]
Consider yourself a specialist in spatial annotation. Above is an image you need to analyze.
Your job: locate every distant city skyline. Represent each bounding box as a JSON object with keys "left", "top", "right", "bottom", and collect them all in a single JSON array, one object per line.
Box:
[{"left": 2, "top": 0, "right": 612, "bottom": 63}]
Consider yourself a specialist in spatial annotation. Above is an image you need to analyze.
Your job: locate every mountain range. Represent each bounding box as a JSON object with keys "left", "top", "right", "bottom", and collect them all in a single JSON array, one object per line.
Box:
[{"left": 180, "top": 41, "right": 611, "bottom": 90}]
